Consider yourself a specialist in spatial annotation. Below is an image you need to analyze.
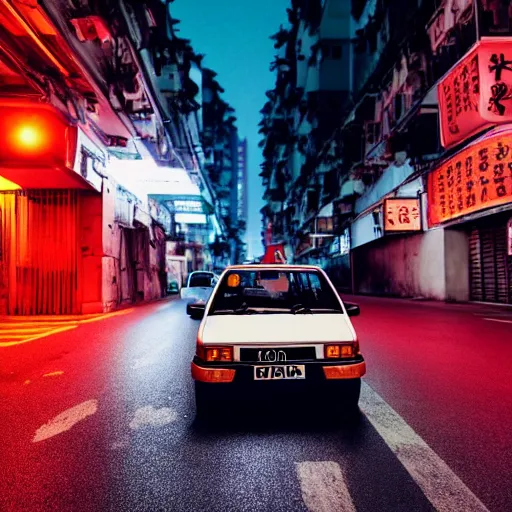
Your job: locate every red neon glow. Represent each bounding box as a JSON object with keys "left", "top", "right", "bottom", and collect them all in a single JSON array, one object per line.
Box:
[
  {"left": 0, "top": 104, "right": 72, "bottom": 168},
  {"left": 428, "top": 130, "right": 512, "bottom": 226},
  {"left": 14, "top": 124, "right": 46, "bottom": 151},
  {"left": 439, "top": 39, "right": 512, "bottom": 149}
]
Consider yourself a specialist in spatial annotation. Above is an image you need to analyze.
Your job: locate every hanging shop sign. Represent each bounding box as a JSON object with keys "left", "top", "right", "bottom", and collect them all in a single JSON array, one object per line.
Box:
[
  {"left": 329, "top": 236, "right": 340, "bottom": 255},
  {"left": 173, "top": 199, "right": 204, "bottom": 214},
  {"left": 340, "top": 229, "right": 351, "bottom": 255},
  {"left": 427, "top": 130, "right": 512, "bottom": 226},
  {"left": 438, "top": 39, "right": 512, "bottom": 149},
  {"left": 384, "top": 198, "right": 422, "bottom": 232}
]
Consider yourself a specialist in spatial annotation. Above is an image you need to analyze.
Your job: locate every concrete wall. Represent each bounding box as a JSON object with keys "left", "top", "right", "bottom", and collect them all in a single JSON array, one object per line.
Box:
[
  {"left": 444, "top": 229, "right": 470, "bottom": 302},
  {"left": 144, "top": 227, "right": 166, "bottom": 302},
  {"left": 101, "top": 181, "right": 121, "bottom": 312},
  {"left": 353, "top": 229, "right": 447, "bottom": 299},
  {"left": 352, "top": 227, "right": 470, "bottom": 301}
]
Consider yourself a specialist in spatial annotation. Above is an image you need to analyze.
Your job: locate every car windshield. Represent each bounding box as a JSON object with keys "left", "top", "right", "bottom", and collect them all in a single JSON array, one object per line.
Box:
[
  {"left": 189, "top": 273, "right": 213, "bottom": 287},
  {"left": 209, "top": 269, "right": 343, "bottom": 315}
]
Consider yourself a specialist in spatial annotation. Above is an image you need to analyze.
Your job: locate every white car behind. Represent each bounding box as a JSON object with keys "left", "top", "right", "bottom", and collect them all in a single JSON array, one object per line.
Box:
[{"left": 180, "top": 271, "right": 219, "bottom": 303}]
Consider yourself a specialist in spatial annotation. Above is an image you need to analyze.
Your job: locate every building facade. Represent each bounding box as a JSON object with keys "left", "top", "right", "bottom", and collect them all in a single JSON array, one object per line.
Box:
[
  {"left": 202, "top": 69, "right": 246, "bottom": 266},
  {"left": 0, "top": 0, "right": 239, "bottom": 315},
  {"left": 261, "top": 0, "right": 512, "bottom": 304}
]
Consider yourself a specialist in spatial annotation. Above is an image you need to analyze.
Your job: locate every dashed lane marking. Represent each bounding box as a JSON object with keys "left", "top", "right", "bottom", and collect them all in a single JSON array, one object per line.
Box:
[
  {"left": 32, "top": 399, "right": 98, "bottom": 443},
  {"left": 482, "top": 317, "right": 512, "bottom": 324},
  {"left": 359, "top": 382, "right": 489, "bottom": 512},
  {"left": 296, "top": 461, "right": 356, "bottom": 512},
  {"left": 129, "top": 405, "right": 178, "bottom": 430}
]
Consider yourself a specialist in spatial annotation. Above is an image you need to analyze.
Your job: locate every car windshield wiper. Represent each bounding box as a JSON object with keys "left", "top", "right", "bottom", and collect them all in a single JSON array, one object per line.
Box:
[
  {"left": 290, "top": 303, "right": 312, "bottom": 314},
  {"left": 212, "top": 303, "right": 259, "bottom": 315},
  {"left": 234, "top": 302, "right": 259, "bottom": 314}
]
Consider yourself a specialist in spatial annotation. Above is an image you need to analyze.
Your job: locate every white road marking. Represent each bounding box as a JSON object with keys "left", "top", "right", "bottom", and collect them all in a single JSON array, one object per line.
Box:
[
  {"left": 482, "top": 317, "right": 512, "bottom": 324},
  {"left": 32, "top": 399, "right": 98, "bottom": 443},
  {"left": 129, "top": 405, "right": 178, "bottom": 430},
  {"left": 131, "top": 344, "right": 168, "bottom": 369},
  {"left": 360, "top": 382, "right": 489, "bottom": 512},
  {"left": 296, "top": 461, "right": 356, "bottom": 512}
]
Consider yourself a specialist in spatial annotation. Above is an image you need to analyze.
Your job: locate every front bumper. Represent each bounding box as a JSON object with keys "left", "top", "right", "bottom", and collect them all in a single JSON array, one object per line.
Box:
[{"left": 191, "top": 356, "right": 366, "bottom": 385}]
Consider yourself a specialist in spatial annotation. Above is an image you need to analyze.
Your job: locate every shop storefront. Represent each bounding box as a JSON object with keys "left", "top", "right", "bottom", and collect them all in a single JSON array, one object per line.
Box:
[
  {"left": 427, "top": 126, "right": 512, "bottom": 304},
  {"left": 467, "top": 213, "right": 512, "bottom": 303}
]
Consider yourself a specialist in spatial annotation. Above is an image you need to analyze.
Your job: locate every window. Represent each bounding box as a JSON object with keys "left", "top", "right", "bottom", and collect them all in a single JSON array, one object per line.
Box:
[
  {"left": 189, "top": 273, "right": 213, "bottom": 287},
  {"left": 209, "top": 270, "right": 343, "bottom": 314}
]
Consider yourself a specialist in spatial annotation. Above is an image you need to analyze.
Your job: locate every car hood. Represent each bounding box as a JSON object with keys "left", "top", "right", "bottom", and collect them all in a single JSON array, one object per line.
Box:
[{"left": 201, "top": 313, "right": 356, "bottom": 345}]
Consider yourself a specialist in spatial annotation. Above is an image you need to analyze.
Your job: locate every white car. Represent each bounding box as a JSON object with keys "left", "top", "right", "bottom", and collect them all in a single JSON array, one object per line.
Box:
[
  {"left": 189, "top": 264, "right": 366, "bottom": 419},
  {"left": 180, "top": 271, "right": 219, "bottom": 303}
]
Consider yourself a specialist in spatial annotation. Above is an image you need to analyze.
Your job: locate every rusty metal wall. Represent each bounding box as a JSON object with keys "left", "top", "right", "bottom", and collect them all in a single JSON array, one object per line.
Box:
[{"left": 0, "top": 190, "right": 79, "bottom": 315}]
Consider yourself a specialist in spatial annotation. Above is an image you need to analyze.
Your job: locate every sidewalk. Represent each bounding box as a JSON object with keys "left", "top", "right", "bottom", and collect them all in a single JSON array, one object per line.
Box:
[{"left": 0, "top": 295, "right": 178, "bottom": 346}]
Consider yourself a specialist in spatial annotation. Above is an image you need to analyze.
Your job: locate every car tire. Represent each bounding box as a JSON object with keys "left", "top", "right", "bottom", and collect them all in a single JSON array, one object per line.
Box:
[{"left": 194, "top": 382, "right": 212, "bottom": 421}]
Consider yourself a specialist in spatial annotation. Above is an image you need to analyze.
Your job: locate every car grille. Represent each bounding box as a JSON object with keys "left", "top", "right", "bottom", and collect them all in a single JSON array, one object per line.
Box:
[{"left": 239, "top": 347, "right": 316, "bottom": 363}]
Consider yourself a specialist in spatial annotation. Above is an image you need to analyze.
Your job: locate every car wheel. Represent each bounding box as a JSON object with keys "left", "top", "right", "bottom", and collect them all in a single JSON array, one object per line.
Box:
[{"left": 194, "top": 382, "right": 213, "bottom": 420}]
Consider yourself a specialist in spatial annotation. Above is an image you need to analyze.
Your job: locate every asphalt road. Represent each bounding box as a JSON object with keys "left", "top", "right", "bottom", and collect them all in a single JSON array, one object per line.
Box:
[{"left": 0, "top": 296, "right": 510, "bottom": 512}]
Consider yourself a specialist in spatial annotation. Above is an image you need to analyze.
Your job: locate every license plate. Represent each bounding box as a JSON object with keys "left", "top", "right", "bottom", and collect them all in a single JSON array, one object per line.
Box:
[{"left": 254, "top": 365, "right": 306, "bottom": 380}]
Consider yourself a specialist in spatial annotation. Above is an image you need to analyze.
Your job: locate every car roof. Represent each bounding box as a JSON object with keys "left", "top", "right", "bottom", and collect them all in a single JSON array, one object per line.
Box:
[
  {"left": 190, "top": 271, "right": 214, "bottom": 275},
  {"left": 225, "top": 264, "right": 322, "bottom": 271}
]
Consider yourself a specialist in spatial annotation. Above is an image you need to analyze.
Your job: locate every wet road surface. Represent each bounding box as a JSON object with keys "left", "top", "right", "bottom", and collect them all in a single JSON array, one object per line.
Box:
[{"left": 0, "top": 296, "right": 510, "bottom": 511}]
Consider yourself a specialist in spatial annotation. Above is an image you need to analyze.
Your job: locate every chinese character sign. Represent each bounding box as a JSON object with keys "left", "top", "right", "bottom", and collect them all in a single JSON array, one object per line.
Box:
[
  {"left": 384, "top": 199, "right": 421, "bottom": 232},
  {"left": 173, "top": 200, "right": 204, "bottom": 214},
  {"left": 428, "top": 132, "right": 512, "bottom": 226},
  {"left": 479, "top": 40, "right": 512, "bottom": 123},
  {"left": 438, "top": 46, "right": 482, "bottom": 149},
  {"left": 439, "top": 40, "right": 512, "bottom": 149}
]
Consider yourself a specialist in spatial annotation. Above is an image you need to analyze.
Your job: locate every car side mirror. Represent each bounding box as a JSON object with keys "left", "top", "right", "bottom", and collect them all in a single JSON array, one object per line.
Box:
[
  {"left": 210, "top": 278, "right": 216, "bottom": 287},
  {"left": 345, "top": 303, "right": 360, "bottom": 317},
  {"left": 187, "top": 302, "right": 205, "bottom": 319}
]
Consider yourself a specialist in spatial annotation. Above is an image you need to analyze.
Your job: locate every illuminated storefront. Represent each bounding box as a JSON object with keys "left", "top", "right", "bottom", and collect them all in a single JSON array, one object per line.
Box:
[{"left": 428, "top": 127, "right": 512, "bottom": 303}]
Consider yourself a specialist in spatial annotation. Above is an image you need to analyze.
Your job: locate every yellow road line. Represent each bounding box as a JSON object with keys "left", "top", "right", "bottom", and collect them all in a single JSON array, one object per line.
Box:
[
  {"left": 0, "top": 325, "right": 77, "bottom": 347},
  {"left": 43, "top": 371, "right": 64, "bottom": 377},
  {"left": 78, "top": 308, "right": 134, "bottom": 324},
  {"left": 0, "top": 328, "right": 61, "bottom": 334},
  {"left": 0, "top": 308, "right": 135, "bottom": 347}
]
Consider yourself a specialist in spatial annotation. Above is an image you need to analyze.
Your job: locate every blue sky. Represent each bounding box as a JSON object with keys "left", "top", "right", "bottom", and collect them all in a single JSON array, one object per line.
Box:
[{"left": 171, "top": 0, "right": 289, "bottom": 259}]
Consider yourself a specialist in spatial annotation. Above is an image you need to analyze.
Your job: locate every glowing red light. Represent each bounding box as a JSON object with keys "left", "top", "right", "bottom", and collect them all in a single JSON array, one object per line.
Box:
[{"left": 15, "top": 125, "right": 44, "bottom": 150}]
